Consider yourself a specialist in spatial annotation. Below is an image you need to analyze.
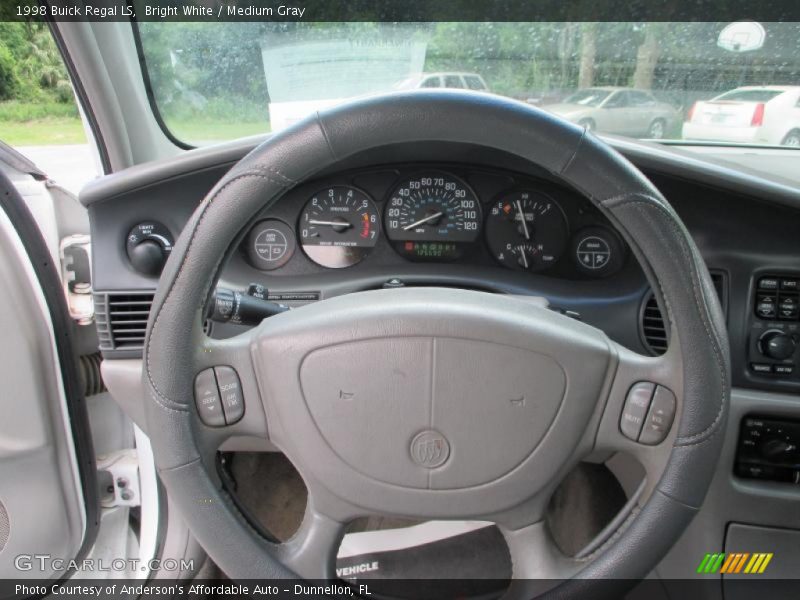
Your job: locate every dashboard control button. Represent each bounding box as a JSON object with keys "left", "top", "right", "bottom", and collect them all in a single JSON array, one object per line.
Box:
[
  {"left": 620, "top": 382, "right": 655, "bottom": 441},
  {"left": 755, "top": 294, "right": 777, "bottom": 319},
  {"left": 759, "top": 330, "right": 796, "bottom": 360},
  {"left": 778, "top": 296, "right": 799, "bottom": 320},
  {"left": 126, "top": 222, "right": 173, "bottom": 276},
  {"left": 194, "top": 368, "right": 225, "bottom": 427},
  {"left": 570, "top": 226, "right": 625, "bottom": 278},
  {"left": 638, "top": 385, "right": 676, "bottom": 445},
  {"left": 781, "top": 278, "right": 799, "bottom": 291},
  {"left": 750, "top": 363, "right": 774, "bottom": 374},
  {"left": 246, "top": 220, "right": 295, "bottom": 271},
  {"left": 774, "top": 364, "right": 795, "bottom": 375},
  {"left": 215, "top": 366, "right": 244, "bottom": 425},
  {"left": 758, "top": 277, "right": 779, "bottom": 290}
]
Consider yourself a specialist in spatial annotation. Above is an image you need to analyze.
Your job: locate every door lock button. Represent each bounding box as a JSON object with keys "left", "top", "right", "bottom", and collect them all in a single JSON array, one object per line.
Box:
[{"left": 194, "top": 368, "right": 225, "bottom": 427}]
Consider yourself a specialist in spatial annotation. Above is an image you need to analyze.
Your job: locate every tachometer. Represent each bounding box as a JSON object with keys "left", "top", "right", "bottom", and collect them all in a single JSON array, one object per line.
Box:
[
  {"left": 485, "top": 190, "right": 568, "bottom": 272},
  {"left": 385, "top": 172, "right": 482, "bottom": 260},
  {"left": 298, "top": 185, "right": 379, "bottom": 268}
]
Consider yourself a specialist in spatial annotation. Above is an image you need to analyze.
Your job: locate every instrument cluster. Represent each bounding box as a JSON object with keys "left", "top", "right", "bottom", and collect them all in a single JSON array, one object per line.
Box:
[{"left": 240, "top": 167, "right": 627, "bottom": 279}]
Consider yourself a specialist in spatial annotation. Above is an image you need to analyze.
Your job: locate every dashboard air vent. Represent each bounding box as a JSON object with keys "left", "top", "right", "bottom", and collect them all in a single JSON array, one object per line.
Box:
[
  {"left": 95, "top": 291, "right": 155, "bottom": 355},
  {"left": 640, "top": 269, "right": 727, "bottom": 356},
  {"left": 641, "top": 294, "right": 668, "bottom": 356}
]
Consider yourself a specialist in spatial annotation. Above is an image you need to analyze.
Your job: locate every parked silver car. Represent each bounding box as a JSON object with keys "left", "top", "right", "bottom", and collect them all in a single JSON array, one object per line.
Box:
[{"left": 543, "top": 87, "right": 679, "bottom": 138}]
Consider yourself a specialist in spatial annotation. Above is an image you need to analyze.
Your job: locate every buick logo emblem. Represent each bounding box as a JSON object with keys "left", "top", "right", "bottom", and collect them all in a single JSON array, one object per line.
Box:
[{"left": 410, "top": 430, "right": 450, "bottom": 468}]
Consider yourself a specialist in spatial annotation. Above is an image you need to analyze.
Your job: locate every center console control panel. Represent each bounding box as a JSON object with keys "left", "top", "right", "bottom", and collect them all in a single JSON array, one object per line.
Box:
[{"left": 748, "top": 275, "right": 800, "bottom": 380}]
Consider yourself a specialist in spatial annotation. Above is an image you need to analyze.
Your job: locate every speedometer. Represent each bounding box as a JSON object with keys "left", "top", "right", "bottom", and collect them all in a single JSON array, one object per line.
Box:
[{"left": 384, "top": 172, "right": 482, "bottom": 260}]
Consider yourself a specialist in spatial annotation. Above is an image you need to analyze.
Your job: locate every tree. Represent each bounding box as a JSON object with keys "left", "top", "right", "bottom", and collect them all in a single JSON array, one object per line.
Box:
[
  {"left": 578, "top": 23, "right": 597, "bottom": 88},
  {"left": 632, "top": 23, "right": 663, "bottom": 89}
]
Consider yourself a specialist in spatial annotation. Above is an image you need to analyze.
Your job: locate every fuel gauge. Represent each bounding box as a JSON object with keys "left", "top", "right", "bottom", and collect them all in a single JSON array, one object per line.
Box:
[{"left": 485, "top": 191, "right": 568, "bottom": 272}]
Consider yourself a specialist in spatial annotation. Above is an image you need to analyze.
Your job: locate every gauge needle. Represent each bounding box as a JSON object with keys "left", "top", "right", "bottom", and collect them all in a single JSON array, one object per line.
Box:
[
  {"left": 518, "top": 245, "right": 529, "bottom": 269},
  {"left": 403, "top": 211, "right": 444, "bottom": 230},
  {"left": 516, "top": 200, "right": 530, "bottom": 240},
  {"left": 308, "top": 219, "right": 353, "bottom": 228}
]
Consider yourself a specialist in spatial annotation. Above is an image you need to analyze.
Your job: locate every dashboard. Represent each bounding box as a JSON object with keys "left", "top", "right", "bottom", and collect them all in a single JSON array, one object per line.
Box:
[
  {"left": 83, "top": 137, "right": 800, "bottom": 398},
  {"left": 234, "top": 165, "right": 626, "bottom": 279}
]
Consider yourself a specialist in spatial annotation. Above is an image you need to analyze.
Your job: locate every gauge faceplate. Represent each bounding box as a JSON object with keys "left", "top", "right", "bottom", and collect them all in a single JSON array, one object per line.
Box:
[
  {"left": 485, "top": 191, "right": 568, "bottom": 272},
  {"left": 385, "top": 173, "right": 482, "bottom": 260},
  {"left": 299, "top": 185, "right": 379, "bottom": 268}
]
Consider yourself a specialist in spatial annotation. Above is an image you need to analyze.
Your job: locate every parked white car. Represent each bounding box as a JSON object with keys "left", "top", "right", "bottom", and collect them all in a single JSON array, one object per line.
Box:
[{"left": 683, "top": 86, "right": 800, "bottom": 146}]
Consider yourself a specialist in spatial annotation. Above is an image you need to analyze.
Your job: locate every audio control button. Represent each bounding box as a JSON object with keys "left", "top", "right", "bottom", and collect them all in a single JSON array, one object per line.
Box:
[
  {"left": 620, "top": 382, "right": 655, "bottom": 441},
  {"left": 639, "top": 385, "right": 676, "bottom": 445}
]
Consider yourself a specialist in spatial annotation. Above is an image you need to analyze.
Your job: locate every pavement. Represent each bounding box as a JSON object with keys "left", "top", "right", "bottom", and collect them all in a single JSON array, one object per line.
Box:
[{"left": 14, "top": 144, "right": 100, "bottom": 197}]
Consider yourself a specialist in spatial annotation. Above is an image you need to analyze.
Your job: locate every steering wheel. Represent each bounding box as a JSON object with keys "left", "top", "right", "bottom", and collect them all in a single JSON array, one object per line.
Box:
[{"left": 143, "top": 91, "right": 729, "bottom": 597}]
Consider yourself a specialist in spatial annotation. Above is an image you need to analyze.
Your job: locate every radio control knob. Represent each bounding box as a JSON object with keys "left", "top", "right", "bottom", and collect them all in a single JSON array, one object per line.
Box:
[{"left": 759, "top": 330, "right": 796, "bottom": 360}]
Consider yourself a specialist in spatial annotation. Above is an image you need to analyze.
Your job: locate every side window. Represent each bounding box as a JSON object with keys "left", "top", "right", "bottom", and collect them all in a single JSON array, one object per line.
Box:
[
  {"left": 630, "top": 91, "right": 656, "bottom": 106},
  {"left": 420, "top": 77, "right": 441, "bottom": 88},
  {"left": 605, "top": 92, "right": 629, "bottom": 108},
  {"left": 444, "top": 75, "right": 464, "bottom": 89},
  {"left": 464, "top": 75, "right": 486, "bottom": 91}
]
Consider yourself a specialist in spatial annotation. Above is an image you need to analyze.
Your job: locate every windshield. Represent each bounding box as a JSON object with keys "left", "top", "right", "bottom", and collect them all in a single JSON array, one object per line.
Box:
[
  {"left": 135, "top": 21, "right": 800, "bottom": 147},
  {"left": 562, "top": 89, "right": 612, "bottom": 107}
]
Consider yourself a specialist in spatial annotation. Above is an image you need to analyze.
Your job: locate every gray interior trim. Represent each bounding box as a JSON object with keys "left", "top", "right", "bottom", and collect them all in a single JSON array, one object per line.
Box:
[{"left": 79, "top": 130, "right": 800, "bottom": 213}]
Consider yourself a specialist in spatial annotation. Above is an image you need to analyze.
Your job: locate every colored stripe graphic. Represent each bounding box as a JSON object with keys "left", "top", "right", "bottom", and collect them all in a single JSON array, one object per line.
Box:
[{"left": 698, "top": 552, "right": 773, "bottom": 574}]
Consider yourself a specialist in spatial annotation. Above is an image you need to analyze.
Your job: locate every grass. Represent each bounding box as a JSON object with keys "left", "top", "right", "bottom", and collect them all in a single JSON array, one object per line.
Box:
[
  {"left": 1, "top": 101, "right": 270, "bottom": 146},
  {"left": 2, "top": 116, "right": 87, "bottom": 146},
  {"left": 1, "top": 101, "right": 86, "bottom": 146}
]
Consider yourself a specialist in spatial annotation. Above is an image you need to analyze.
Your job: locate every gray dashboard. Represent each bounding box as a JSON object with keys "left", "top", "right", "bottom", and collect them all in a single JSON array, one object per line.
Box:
[{"left": 83, "top": 136, "right": 800, "bottom": 394}]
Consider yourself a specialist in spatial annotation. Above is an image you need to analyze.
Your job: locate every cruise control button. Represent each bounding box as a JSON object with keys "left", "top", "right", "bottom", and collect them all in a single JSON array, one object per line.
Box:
[
  {"left": 638, "top": 385, "right": 676, "bottom": 445},
  {"left": 194, "top": 368, "right": 225, "bottom": 427},
  {"left": 215, "top": 366, "right": 244, "bottom": 424},
  {"left": 620, "top": 382, "right": 655, "bottom": 441}
]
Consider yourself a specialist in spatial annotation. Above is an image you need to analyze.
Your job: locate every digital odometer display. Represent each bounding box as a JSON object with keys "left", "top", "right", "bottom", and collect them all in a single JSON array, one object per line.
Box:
[{"left": 385, "top": 172, "right": 482, "bottom": 260}]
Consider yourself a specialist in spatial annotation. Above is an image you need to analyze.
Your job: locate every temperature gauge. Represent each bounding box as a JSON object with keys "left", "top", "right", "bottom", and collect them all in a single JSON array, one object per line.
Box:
[{"left": 485, "top": 191, "right": 568, "bottom": 272}]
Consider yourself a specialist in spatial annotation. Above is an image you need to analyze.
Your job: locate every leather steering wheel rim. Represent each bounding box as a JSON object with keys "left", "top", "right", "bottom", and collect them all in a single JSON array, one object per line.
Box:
[{"left": 143, "top": 91, "right": 730, "bottom": 596}]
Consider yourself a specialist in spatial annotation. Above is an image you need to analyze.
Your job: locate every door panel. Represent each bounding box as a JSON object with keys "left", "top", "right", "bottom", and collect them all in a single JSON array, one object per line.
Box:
[{"left": 0, "top": 169, "right": 98, "bottom": 579}]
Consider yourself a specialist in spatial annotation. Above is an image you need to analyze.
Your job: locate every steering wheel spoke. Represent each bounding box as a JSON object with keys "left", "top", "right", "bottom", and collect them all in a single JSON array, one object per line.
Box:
[
  {"left": 498, "top": 519, "right": 581, "bottom": 597},
  {"left": 276, "top": 504, "right": 347, "bottom": 580},
  {"left": 191, "top": 330, "right": 271, "bottom": 447},
  {"left": 593, "top": 340, "right": 683, "bottom": 497}
]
